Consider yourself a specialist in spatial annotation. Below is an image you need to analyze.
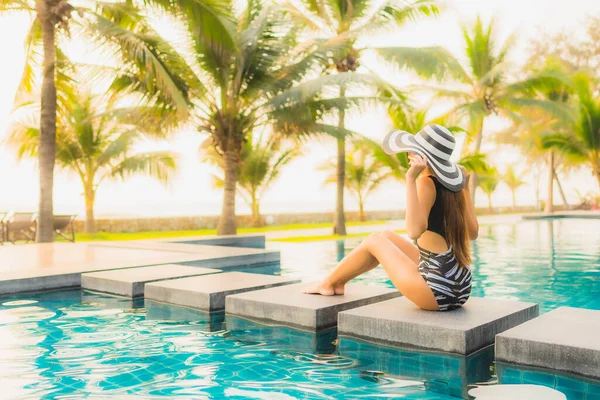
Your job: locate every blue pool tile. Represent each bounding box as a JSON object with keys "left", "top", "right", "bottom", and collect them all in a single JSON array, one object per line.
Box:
[
  {"left": 522, "top": 371, "right": 556, "bottom": 387},
  {"left": 498, "top": 367, "right": 522, "bottom": 384},
  {"left": 588, "top": 382, "right": 600, "bottom": 394},
  {"left": 557, "top": 375, "right": 587, "bottom": 392}
]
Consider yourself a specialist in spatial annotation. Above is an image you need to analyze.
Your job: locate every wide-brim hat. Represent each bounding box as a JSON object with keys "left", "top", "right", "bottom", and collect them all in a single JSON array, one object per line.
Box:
[{"left": 382, "top": 124, "right": 465, "bottom": 192}]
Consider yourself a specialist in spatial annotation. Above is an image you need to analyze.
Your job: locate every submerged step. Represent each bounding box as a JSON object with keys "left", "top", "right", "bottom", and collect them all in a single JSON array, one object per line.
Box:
[
  {"left": 495, "top": 307, "right": 600, "bottom": 379},
  {"left": 226, "top": 283, "right": 400, "bottom": 331},
  {"left": 145, "top": 272, "right": 300, "bottom": 312},
  {"left": 82, "top": 265, "right": 219, "bottom": 297},
  {"left": 338, "top": 297, "right": 538, "bottom": 354}
]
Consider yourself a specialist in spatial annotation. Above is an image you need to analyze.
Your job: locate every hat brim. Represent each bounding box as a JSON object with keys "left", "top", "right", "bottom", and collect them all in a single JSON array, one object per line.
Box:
[{"left": 382, "top": 130, "right": 465, "bottom": 192}]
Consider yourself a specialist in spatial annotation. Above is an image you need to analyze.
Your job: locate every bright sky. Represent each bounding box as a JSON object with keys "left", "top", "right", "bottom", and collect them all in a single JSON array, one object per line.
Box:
[{"left": 0, "top": 0, "right": 599, "bottom": 218}]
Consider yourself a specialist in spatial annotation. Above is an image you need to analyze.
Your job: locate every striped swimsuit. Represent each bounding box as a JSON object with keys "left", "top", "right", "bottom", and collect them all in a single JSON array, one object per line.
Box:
[{"left": 418, "top": 246, "right": 472, "bottom": 311}]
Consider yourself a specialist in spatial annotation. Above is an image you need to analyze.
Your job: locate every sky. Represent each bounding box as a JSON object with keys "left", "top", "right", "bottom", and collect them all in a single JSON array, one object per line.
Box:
[{"left": 0, "top": 0, "right": 599, "bottom": 218}]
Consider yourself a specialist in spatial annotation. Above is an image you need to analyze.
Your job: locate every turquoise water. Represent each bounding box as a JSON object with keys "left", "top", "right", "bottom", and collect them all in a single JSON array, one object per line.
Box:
[{"left": 1, "top": 218, "right": 599, "bottom": 398}]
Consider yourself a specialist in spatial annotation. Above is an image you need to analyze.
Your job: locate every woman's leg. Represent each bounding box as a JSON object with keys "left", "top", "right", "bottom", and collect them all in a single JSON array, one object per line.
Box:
[
  {"left": 302, "top": 232, "right": 437, "bottom": 310},
  {"left": 303, "top": 231, "right": 419, "bottom": 295}
]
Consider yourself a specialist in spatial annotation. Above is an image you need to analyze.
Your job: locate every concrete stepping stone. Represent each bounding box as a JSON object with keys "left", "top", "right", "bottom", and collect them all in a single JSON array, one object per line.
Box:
[
  {"left": 82, "top": 264, "right": 219, "bottom": 297},
  {"left": 226, "top": 282, "right": 400, "bottom": 331},
  {"left": 226, "top": 315, "right": 338, "bottom": 353},
  {"left": 338, "top": 296, "right": 538, "bottom": 354},
  {"left": 166, "top": 233, "right": 266, "bottom": 249},
  {"left": 144, "top": 300, "right": 226, "bottom": 331},
  {"left": 145, "top": 272, "right": 299, "bottom": 312},
  {"left": 496, "top": 307, "right": 600, "bottom": 379}
]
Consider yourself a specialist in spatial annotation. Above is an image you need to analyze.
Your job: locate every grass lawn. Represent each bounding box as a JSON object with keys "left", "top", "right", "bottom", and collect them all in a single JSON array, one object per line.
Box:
[
  {"left": 270, "top": 229, "right": 406, "bottom": 243},
  {"left": 70, "top": 220, "right": 388, "bottom": 242}
]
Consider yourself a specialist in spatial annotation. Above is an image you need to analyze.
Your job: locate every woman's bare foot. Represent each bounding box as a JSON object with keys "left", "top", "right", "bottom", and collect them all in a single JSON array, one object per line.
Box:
[{"left": 302, "top": 281, "right": 345, "bottom": 296}]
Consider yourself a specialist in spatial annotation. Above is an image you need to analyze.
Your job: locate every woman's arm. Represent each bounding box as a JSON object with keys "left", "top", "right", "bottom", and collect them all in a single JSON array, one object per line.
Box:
[
  {"left": 405, "top": 154, "right": 436, "bottom": 240},
  {"left": 461, "top": 169, "right": 479, "bottom": 240}
]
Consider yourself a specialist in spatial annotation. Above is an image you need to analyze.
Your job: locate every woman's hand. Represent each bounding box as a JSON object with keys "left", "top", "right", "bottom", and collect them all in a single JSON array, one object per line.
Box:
[{"left": 407, "top": 153, "right": 428, "bottom": 180}]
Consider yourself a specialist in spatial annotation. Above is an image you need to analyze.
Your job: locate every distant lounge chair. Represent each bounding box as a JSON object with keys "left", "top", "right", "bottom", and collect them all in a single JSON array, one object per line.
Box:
[
  {"left": 53, "top": 214, "right": 77, "bottom": 242},
  {"left": 0, "top": 212, "right": 7, "bottom": 244},
  {"left": 4, "top": 212, "right": 37, "bottom": 243}
]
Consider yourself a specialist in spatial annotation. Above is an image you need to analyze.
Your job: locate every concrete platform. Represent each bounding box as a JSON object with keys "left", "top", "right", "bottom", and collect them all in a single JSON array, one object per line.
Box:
[
  {"left": 338, "top": 297, "right": 539, "bottom": 354},
  {"left": 226, "top": 283, "right": 400, "bottom": 331},
  {"left": 145, "top": 272, "right": 299, "bottom": 312},
  {"left": 226, "top": 315, "right": 338, "bottom": 353},
  {"left": 144, "top": 300, "right": 225, "bottom": 331},
  {"left": 496, "top": 307, "right": 600, "bottom": 379},
  {"left": 82, "top": 265, "right": 219, "bottom": 297}
]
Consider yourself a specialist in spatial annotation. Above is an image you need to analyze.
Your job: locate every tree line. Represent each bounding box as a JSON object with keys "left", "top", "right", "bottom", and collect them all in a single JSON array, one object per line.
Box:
[{"left": 2, "top": 0, "right": 599, "bottom": 240}]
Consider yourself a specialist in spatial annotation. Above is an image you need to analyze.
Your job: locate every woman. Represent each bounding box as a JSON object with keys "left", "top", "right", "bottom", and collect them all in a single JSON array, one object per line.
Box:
[{"left": 304, "top": 124, "right": 479, "bottom": 311}]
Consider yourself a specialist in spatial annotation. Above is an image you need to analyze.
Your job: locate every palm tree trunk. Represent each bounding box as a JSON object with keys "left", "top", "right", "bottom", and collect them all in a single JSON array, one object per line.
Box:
[
  {"left": 544, "top": 151, "right": 554, "bottom": 213},
  {"left": 468, "top": 118, "right": 485, "bottom": 203},
  {"left": 250, "top": 193, "right": 262, "bottom": 227},
  {"left": 218, "top": 147, "right": 239, "bottom": 235},
  {"left": 333, "top": 85, "right": 347, "bottom": 235},
  {"left": 84, "top": 183, "right": 96, "bottom": 233},
  {"left": 36, "top": 3, "right": 57, "bottom": 243},
  {"left": 358, "top": 196, "right": 365, "bottom": 222},
  {"left": 511, "top": 190, "right": 516, "bottom": 210},
  {"left": 553, "top": 169, "right": 569, "bottom": 210},
  {"left": 487, "top": 194, "right": 492, "bottom": 212}
]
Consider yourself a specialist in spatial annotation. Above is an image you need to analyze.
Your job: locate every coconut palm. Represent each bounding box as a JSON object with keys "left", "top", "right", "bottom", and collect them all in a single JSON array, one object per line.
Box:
[
  {"left": 543, "top": 72, "right": 600, "bottom": 191},
  {"left": 321, "top": 139, "right": 393, "bottom": 221},
  {"left": 503, "top": 166, "right": 526, "bottom": 210},
  {"left": 284, "top": 0, "right": 447, "bottom": 235},
  {"left": 478, "top": 167, "right": 499, "bottom": 211},
  {"left": 142, "top": 0, "right": 386, "bottom": 235},
  {"left": 430, "top": 17, "right": 573, "bottom": 201},
  {"left": 9, "top": 90, "right": 177, "bottom": 233},
  {"left": 201, "top": 134, "right": 300, "bottom": 227},
  {"left": 0, "top": 0, "right": 232, "bottom": 242}
]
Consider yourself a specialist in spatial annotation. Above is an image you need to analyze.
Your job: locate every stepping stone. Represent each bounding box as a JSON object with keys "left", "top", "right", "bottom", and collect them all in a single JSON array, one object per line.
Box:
[
  {"left": 169, "top": 234, "right": 266, "bottom": 249},
  {"left": 144, "top": 300, "right": 225, "bottom": 331},
  {"left": 145, "top": 272, "right": 300, "bottom": 312},
  {"left": 338, "top": 297, "right": 538, "bottom": 354},
  {"left": 82, "top": 265, "right": 219, "bottom": 297},
  {"left": 226, "top": 283, "right": 400, "bottom": 331},
  {"left": 226, "top": 315, "right": 338, "bottom": 354},
  {"left": 496, "top": 307, "right": 600, "bottom": 379}
]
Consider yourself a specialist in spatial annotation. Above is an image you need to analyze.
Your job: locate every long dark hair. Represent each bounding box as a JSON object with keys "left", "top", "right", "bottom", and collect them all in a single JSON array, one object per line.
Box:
[{"left": 441, "top": 188, "right": 471, "bottom": 267}]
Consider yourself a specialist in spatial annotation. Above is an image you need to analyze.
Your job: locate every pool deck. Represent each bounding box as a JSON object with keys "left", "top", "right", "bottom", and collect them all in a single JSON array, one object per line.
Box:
[
  {"left": 522, "top": 210, "right": 600, "bottom": 220},
  {"left": 0, "top": 238, "right": 280, "bottom": 295},
  {"left": 496, "top": 307, "right": 600, "bottom": 380}
]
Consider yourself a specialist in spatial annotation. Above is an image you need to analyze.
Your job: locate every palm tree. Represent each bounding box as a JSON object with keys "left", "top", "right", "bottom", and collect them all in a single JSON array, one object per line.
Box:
[
  {"left": 431, "top": 17, "right": 573, "bottom": 201},
  {"left": 503, "top": 166, "right": 526, "bottom": 210},
  {"left": 284, "top": 0, "right": 445, "bottom": 235},
  {"left": 9, "top": 90, "right": 177, "bottom": 233},
  {"left": 479, "top": 167, "right": 499, "bottom": 211},
  {"left": 145, "top": 0, "right": 384, "bottom": 235},
  {"left": 320, "top": 139, "right": 393, "bottom": 221},
  {"left": 1, "top": 0, "right": 232, "bottom": 242},
  {"left": 201, "top": 133, "right": 300, "bottom": 227},
  {"left": 543, "top": 72, "right": 600, "bottom": 191}
]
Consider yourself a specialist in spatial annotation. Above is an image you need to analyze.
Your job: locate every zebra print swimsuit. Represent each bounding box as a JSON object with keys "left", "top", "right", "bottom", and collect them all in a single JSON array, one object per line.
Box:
[{"left": 418, "top": 246, "right": 472, "bottom": 311}]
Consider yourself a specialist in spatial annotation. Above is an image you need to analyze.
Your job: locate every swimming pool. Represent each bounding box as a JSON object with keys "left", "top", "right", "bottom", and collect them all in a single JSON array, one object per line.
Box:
[{"left": 1, "top": 218, "right": 598, "bottom": 398}]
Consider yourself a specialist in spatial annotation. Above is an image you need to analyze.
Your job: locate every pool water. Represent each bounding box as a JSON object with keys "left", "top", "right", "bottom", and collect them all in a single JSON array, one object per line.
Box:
[{"left": 1, "top": 218, "right": 599, "bottom": 399}]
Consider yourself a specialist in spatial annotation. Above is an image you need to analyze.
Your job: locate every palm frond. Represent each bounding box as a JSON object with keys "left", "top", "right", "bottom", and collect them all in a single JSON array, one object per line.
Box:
[{"left": 105, "top": 151, "right": 177, "bottom": 184}]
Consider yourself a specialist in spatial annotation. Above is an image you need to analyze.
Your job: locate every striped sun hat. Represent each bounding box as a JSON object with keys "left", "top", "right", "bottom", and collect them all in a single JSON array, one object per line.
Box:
[{"left": 382, "top": 124, "right": 465, "bottom": 192}]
